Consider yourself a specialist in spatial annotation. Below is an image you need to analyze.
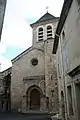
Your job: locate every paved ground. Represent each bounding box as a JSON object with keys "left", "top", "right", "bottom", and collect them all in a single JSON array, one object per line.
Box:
[{"left": 0, "top": 112, "right": 53, "bottom": 120}]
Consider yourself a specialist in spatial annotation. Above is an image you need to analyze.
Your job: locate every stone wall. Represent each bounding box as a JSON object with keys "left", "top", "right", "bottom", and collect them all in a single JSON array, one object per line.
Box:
[
  {"left": 55, "top": 0, "right": 80, "bottom": 119},
  {"left": 44, "top": 39, "right": 59, "bottom": 113},
  {"left": 11, "top": 49, "right": 45, "bottom": 111}
]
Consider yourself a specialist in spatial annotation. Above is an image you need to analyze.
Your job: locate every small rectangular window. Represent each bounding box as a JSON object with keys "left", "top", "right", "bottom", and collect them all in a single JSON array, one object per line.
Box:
[
  {"left": 67, "top": 86, "right": 74, "bottom": 115},
  {"left": 58, "top": 64, "right": 61, "bottom": 78},
  {"left": 62, "top": 31, "right": 65, "bottom": 40},
  {"left": 51, "top": 90, "right": 54, "bottom": 97},
  {"left": 77, "top": 0, "right": 80, "bottom": 5}
]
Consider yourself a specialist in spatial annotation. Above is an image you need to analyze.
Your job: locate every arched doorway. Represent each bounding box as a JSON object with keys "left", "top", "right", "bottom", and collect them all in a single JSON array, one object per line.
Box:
[
  {"left": 30, "top": 89, "right": 40, "bottom": 110},
  {"left": 26, "top": 85, "right": 43, "bottom": 111}
]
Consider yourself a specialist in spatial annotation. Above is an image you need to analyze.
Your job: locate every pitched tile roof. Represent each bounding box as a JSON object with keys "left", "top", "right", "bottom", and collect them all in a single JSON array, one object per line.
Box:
[
  {"left": 30, "top": 12, "right": 59, "bottom": 27},
  {"left": 36, "top": 12, "right": 58, "bottom": 23}
]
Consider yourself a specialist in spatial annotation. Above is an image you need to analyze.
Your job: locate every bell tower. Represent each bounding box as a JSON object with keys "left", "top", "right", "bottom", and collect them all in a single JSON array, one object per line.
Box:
[{"left": 30, "top": 12, "right": 59, "bottom": 48}]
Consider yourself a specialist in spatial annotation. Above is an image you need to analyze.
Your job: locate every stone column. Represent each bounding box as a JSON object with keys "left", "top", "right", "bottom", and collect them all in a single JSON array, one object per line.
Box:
[
  {"left": 40, "top": 95, "right": 46, "bottom": 111},
  {"left": 22, "top": 95, "right": 27, "bottom": 113},
  {"left": 27, "top": 96, "right": 30, "bottom": 111}
]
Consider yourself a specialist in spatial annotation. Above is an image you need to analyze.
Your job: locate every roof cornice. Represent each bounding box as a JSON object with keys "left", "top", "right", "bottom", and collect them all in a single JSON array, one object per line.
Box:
[
  {"left": 11, "top": 46, "right": 44, "bottom": 63},
  {"left": 30, "top": 18, "right": 59, "bottom": 28},
  {"left": 53, "top": 0, "right": 73, "bottom": 54},
  {"left": 30, "top": 12, "right": 59, "bottom": 28}
]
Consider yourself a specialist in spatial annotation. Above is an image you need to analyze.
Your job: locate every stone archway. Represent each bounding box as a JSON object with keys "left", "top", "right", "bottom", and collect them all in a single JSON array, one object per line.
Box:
[
  {"left": 26, "top": 85, "right": 43, "bottom": 111},
  {"left": 30, "top": 89, "right": 40, "bottom": 110}
]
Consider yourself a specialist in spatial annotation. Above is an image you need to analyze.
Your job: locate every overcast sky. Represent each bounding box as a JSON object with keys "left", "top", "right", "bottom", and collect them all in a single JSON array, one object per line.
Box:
[{"left": 0, "top": 0, "right": 64, "bottom": 71}]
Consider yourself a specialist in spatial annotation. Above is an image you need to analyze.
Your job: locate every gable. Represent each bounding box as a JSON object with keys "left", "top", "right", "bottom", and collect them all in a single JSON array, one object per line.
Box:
[
  {"left": 12, "top": 48, "right": 45, "bottom": 77},
  {"left": 11, "top": 47, "right": 44, "bottom": 63}
]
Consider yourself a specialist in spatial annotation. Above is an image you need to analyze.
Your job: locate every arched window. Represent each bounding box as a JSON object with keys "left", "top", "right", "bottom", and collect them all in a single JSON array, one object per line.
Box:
[
  {"left": 47, "top": 25, "right": 52, "bottom": 39},
  {"left": 38, "top": 27, "right": 43, "bottom": 41}
]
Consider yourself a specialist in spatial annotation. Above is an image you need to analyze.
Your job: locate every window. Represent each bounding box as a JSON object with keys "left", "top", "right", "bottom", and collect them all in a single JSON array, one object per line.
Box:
[
  {"left": 62, "top": 30, "right": 65, "bottom": 40},
  {"left": 46, "top": 97, "right": 49, "bottom": 108},
  {"left": 67, "top": 86, "right": 74, "bottom": 115},
  {"left": 77, "top": 0, "right": 80, "bottom": 5},
  {"left": 51, "top": 90, "right": 54, "bottom": 97},
  {"left": 77, "top": 0, "right": 80, "bottom": 12},
  {"left": 61, "top": 91, "right": 65, "bottom": 119},
  {"left": 38, "top": 27, "right": 43, "bottom": 41},
  {"left": 58, "top": 64, "right": 61, "bottom": 78},
  {"left": 75, "top": 84, "right": 80, "bottom": 120},
  {"left": 50, "top": 74, "right": 53, "bottom": 80},
  {"left": 47, "top": 25, "right": 52, "bottom": 39},
  {"left": 31, "top": 58, "right": 38, "bottom": 66}
]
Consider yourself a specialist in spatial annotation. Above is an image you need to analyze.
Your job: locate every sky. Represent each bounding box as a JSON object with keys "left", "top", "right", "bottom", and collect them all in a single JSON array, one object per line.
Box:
[{"left": 0, "top": 0, "right": 64, "bottom": 71}]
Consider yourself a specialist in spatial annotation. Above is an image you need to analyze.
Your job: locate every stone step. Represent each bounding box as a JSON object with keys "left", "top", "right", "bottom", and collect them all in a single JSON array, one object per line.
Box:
[
  {"left": 21, "top": 110, "right": 51, "bottom": 116},
  {"left": 0, "top": 112, "right": 52, "bottom": 120}
]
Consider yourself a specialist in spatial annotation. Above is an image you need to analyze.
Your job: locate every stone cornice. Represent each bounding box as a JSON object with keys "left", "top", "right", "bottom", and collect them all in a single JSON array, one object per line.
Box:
[
  {"left": 30, "top": 19, "right": 59, "bottom": 28},
  {"left": 23, "top": 75, "right": 45, "bottom": 81},
  {"left": 68, "top": 65, "right": 80, "bottom": 77}
]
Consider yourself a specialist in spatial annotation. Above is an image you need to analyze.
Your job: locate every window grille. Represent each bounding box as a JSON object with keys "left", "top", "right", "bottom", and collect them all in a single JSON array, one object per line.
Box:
[
  {"left": 47, "top": 25, "right": 52, "bottom": 39},
  {"left": 38, "top": 27, "right": 43, "bottom": 41}
]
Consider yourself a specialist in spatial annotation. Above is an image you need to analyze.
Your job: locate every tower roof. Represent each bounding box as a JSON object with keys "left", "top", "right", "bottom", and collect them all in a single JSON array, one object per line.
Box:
[{"left": 30, "top": 12, "right": 59, "bottom": 27}]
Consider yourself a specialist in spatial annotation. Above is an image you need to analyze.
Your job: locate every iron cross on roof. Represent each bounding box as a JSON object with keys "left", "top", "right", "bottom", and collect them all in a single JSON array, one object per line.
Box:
[{"left": 46, "top": 6, "right": 49, "bottom": 13}]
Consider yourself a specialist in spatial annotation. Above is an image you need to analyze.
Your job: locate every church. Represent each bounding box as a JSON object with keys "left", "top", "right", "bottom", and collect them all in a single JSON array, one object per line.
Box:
[{"left": 0, "top": 12, "right": 59, "bottom": 113}]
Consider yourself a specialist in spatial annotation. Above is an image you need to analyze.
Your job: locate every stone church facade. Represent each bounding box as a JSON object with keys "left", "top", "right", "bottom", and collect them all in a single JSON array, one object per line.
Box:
[{"left": 0, "top": 12, "right": 59, "bottom": 113}]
